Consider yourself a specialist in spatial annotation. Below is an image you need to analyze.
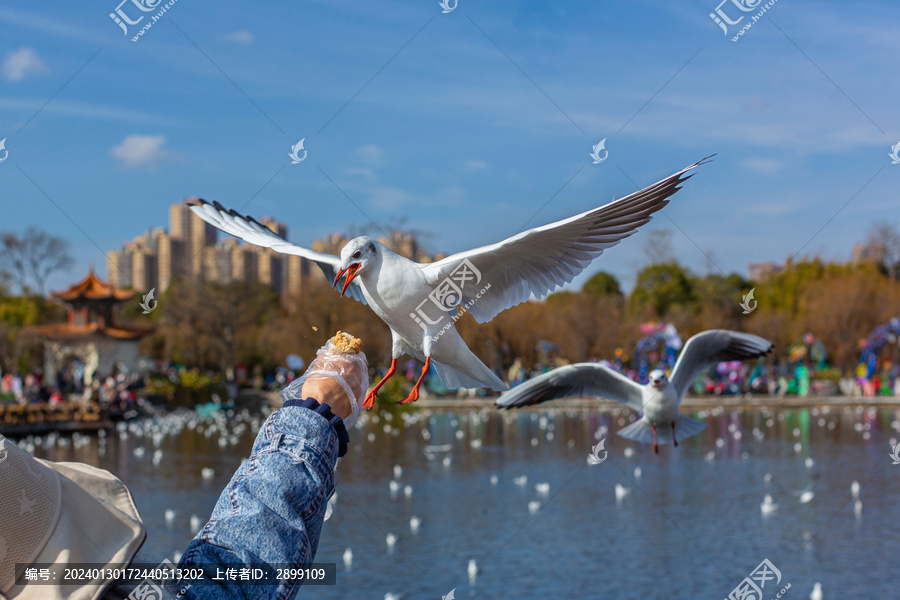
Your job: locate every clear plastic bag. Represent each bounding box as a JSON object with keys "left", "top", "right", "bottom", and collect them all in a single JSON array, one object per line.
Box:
[{"left": 280, "top": 336, "right": 369, "bottom": 428}]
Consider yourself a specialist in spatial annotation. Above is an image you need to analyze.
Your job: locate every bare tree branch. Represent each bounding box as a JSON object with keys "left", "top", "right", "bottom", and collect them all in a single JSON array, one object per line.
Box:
[
  {"left": 0, "top": 227, "right": 73, "bottom": 295},
  {"left": 864, "top": 222, "right": 900, "bottom": 279}
]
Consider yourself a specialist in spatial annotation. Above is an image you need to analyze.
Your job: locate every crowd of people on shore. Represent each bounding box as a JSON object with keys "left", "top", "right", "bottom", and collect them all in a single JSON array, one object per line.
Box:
[
  {"left": 2, "top": 330, "right": 898, "bottom": 412},
  {"left": 0, "top": 370, "right": 143, "bottom": 412}
]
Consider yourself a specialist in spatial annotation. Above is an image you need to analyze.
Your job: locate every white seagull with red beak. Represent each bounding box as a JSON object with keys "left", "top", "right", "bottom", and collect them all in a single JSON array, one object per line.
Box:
[
  {"left": 187, "top": 158, "right": 710, "bottom": 407},
  {"left": 496, "top": 330, "right": 773, "bottom": 453}
]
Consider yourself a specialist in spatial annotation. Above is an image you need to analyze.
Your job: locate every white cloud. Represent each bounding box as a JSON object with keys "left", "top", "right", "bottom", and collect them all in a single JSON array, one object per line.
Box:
[
  {"left": 462, "top": 159, "right": 487, "bottom": 172},
  {"left": 368, "top": 186, "right": 412, "bottom": 211},
  {"left": 358, "top": 183, "right": 466, "bottom": 212},
  {"left": 2, "top": 48, "right": 48, "bottom": 82},
  {"left": 356, "top": 144, "right": 385, "bottom": 166},
  {"left": 342, "top": 166, "right": 376, "bottom": 180},
  {"left": 742, "top": 95, "right": 768, "bottom": 112},
  {"left": 223, "top": 30, "right": 254, "bottom": 44},
  {"left": 0, "top": 8, "right": 103, "bottom": 45},
  {"left": 739, "top": 157, "right": 783, "bottom": 174},
  {"left": 110, "top": 134, "right": 170, "bottom": 169},
  {"left": 0, "top": 96, "right": 188, "bottom": 126}
]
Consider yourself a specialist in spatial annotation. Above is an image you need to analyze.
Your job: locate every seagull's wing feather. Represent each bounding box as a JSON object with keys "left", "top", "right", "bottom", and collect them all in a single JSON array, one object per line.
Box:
[
  {"left": 186, "top": 199, "right": 366, "bottom": 304},
  {"left": 495, "top": 363, "right": 644, "bottom": 412},
  {"left": 419, "top": 158, "right": 711, "bottom": 323},
  {"left": 670, "top": 329, "right": 772, "bottom": 398}
]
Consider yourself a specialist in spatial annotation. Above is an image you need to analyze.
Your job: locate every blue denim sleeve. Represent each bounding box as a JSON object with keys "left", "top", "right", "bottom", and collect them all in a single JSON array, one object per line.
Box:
[{"left": 172, "top": 400, "right": 346, "bottom": 600}]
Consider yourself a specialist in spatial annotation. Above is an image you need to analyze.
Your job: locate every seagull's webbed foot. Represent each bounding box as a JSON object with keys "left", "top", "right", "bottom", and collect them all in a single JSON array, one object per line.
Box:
[
  {"left": 398, "top": 389, "right": 419, "bottom": 405},
  {"left": 364, "top": 359, "right": 397, "bottom": 409},
  {"left": 399, "top": 357, "right": 431, "bottom": 405},
  {"left": 672, "top": 421, "right": 678, "bottom": 447}
]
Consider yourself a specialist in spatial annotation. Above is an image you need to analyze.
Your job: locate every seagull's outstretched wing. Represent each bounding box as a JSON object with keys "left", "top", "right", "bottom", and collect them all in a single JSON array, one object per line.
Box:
[
  {"left": 419, "top": 157, "right": 711, "bottom": 323},
  {"left": 186, "top": 199, "right": 366, "bottom": 304},
  {"left": 495, "top": 363, "right": 644, "bottom": 412},
  {"left": 670, "top": 329, "right": 772, "bottom": 399}
]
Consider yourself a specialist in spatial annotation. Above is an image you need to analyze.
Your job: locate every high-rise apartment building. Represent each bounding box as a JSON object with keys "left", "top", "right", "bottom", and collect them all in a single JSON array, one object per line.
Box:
[{"left": 108, "top": 201, "right": 440, "bottom": 297}]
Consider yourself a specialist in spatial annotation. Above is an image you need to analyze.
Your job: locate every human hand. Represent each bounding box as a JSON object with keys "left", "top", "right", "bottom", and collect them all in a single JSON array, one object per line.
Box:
[
  {"left": 301, "top": 377, "right": 354, "bottom": 421},
  {"left": 284, "top": 338, "right": 369, "bottom": 428}
]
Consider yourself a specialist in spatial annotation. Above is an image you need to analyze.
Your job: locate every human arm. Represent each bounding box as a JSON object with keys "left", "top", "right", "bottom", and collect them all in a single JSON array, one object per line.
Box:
[{"left": 172, "top": 345, "right": 368, "bottom": 600}]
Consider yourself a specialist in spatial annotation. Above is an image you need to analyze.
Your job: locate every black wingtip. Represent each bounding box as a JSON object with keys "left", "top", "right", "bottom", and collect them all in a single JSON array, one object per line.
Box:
[
  {"left": 212, "top": 200, "right": 228, "bottom": 212},
  {"left": 185, "top": 197, "right": 207, "bottom": 207},
  {"left": 681, "top": 154, "right": 715, "bottom": 175}
]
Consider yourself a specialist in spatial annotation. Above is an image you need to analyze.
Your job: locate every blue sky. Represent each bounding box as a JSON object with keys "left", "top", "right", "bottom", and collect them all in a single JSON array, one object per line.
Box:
[{"left": 1, "top": 0, "right": 898, "bottom": 294}]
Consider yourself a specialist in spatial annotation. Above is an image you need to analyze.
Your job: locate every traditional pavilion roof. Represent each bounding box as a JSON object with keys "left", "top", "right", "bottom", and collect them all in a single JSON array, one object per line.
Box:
[
  {"left": 53, "top": 267, "right": 134, "bottom": 302},
  {"left": 32, "top": 269, "right": 150, "bottom": 341}
]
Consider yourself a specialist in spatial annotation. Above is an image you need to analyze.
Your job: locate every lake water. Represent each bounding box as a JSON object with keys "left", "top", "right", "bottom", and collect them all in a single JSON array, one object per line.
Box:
[{"left": 17, "top": 402, "right": 900, "bottom": 599}]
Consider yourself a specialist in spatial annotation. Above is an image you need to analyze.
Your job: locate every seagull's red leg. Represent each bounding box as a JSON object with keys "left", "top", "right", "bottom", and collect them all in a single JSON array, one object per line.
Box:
[
  {"left": 652, "top": 424, "right": 658, "bottom": 454},
  {"left": 672, "top": 421, "right": 678, "bottom": 447},
  {"left": 364, "top": 359, "right": 397, "bottom": 409},
  {"left": 399, "top": 357, "right": 431, "bottom": 405}
]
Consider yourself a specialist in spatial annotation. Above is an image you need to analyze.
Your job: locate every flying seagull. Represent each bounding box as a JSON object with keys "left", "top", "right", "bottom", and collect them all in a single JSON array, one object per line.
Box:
[
  {"left": 187, "top": 157, "right": 711, "bottom": 406},
  {"left": 496, "top": 329, "right": 772, "bottom": 453}
]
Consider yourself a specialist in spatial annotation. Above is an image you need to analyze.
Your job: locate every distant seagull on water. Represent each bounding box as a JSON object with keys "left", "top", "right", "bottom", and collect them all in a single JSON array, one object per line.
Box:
[
  {"left": 810, "top": 582, "right": 823, "bottom": 600},
  {"left": 497, "top": 329, "right": 772, "bottom": 453}
]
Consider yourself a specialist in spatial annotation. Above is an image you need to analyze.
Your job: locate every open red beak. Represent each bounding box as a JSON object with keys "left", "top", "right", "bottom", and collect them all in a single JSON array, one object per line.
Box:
[{"left": 333, "top": 263, "right": 360, "bottom": 297}]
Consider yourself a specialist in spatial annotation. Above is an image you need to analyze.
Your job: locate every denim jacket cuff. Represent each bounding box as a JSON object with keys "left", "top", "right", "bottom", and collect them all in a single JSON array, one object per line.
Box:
[{"left": 282, "top": 397, "right": 350, "bottom": 457}]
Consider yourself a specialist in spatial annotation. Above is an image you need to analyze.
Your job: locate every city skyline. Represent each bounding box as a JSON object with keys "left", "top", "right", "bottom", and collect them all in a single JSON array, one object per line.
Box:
[{"left": 104, "top": 199, "right": 445, "bottom": 295}]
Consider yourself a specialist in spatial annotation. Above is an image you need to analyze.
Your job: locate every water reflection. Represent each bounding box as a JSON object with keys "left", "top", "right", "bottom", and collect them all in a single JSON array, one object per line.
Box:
[{"left": 14, "top": 403, "right": 900, "bottom": 598}]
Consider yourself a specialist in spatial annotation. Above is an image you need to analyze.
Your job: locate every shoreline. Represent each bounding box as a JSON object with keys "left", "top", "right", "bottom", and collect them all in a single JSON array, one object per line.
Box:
[
  {"left": 4, "top": 393, "right": 897, "bottom": 438},
  {"left": 252, "top": 388, "right": 900, "bottom": 411},
  {"left": 399, "top": 394, "right": 900, "bottom": 410}
]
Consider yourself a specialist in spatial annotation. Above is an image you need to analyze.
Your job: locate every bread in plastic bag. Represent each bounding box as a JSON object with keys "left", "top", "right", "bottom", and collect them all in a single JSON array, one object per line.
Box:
[{"left": 280, "top": 331, "right": 369, "bottom": 428}]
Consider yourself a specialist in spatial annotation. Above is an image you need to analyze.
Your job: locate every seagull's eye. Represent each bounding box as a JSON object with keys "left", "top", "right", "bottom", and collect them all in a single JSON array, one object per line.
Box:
[{"left": 352, "top": 251, "right": 362, "bottom": 259}]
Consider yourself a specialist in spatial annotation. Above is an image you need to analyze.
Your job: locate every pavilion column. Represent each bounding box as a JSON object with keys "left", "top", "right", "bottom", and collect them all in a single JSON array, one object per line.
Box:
[
  {"left": 43, "top": 341, "right": 59, "bottom": 387},
  {"left": 83, "top": 343, "right": 100, "bottom": 385}
]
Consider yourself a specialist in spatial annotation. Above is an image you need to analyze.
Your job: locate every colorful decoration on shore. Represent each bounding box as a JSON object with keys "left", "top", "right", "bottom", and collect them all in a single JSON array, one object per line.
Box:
[
  {"left": 633, "top": 322, "right": 682, "bottom": 384},
  {"left": 859, "top": 318, "right": 900, "bottom": 376},
  {"left": 787, "top": 332, "right": 827, "bottom": 370},
  {"left": 856, "top": 317, "right": 900, "bottom": 396}
]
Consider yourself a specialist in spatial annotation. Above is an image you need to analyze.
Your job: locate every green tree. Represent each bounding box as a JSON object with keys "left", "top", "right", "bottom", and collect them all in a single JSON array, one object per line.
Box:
[
  {"left": 0, "top": 292, "right": 64, "bottom": 374},
  {"left": 148, "top": 279, "right": 279, "bottom": 371},
  {"left": 582, "top": 271, "right": 623, "bottom": 297},
  {"left": 628, "top": 262, "right": 696, "bottom": 318}
]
